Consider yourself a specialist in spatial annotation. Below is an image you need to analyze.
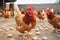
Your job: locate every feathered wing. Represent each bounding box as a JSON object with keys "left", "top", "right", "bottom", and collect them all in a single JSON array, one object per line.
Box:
[
  {"left": 52, "top": 16, "right": 60, "bottom": 26},
  {"left": 14, "top": 4, "right": 25, "bottom": 25},
  {"left": 14, "top": 4, "right": 26, "bottom": 33}
]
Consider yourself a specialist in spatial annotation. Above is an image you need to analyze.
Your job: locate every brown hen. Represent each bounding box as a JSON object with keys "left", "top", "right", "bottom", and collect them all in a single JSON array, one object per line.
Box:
[
  {"left": 36, "top": 10, "right": 44, "bottom": 20},
  {"left": 46, "top": 8, "right": 60, "bottom": 32},
  {"left": 14, "top": 4, "right": 36, "bottom": 33}
]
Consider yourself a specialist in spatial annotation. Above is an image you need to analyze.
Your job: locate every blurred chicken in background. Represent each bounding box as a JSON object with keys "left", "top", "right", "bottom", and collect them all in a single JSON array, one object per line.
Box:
[
  {"left": 0, "top": 9, "right": 4, "bottom": 16},
  {"left": 20, "top": 8, "right": 26, "bottom": 15},
  {"left": 36, "top": 10, "right": 44, "bottom": 20},
  {"left": 46, "top": 8, "right": 60, "bottom": 33},
  {"left": 3, "top": 3, "right": 12, "bottom": 19}
]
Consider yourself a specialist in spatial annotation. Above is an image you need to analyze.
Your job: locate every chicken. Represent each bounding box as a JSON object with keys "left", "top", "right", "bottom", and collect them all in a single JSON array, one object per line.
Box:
[
  {"left": 0, "top": 9, "right": 4, "bottom": 16},
  {"left": 14, "top": 4, "right": 36, "bottom": 33},
  {"left": 3, "top": 8, "right": 12, "bottom": 19},
  {"left": 46, "top": 8, "right": 60, "bottom": 32},
  {"left": 10, "top": 8, "right": 14, "bottom": 16},
  {"left": 36, "top": 10, "right": 44, "bottom": 20},
  {"left": 20, "top": 8, "right": 26, "bottom": 15}
]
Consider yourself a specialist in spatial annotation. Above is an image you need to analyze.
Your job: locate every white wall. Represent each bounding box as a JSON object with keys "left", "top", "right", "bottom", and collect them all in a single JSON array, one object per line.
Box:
[{"left": 15, "top": 0, "right": 56, "bottom": 4}]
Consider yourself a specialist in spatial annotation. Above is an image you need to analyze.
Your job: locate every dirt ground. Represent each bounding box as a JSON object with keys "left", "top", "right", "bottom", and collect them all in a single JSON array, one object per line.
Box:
[{"left": 0, "top": 16, "right": 60, "bottom": 40}]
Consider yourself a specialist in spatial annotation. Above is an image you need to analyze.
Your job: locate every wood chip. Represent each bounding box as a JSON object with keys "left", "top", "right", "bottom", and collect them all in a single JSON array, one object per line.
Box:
[
  {"left": 7, "top": 34, "right": 13, "bottom": 38},
  {"left": 36, "top": 32, "right": 40, "bottom": 35},
  {"left": 42, "top": 36, "right": 48, "bottom": 40},
  {"left": 32, "top": 37, "right": 38, "bottom": 40}
]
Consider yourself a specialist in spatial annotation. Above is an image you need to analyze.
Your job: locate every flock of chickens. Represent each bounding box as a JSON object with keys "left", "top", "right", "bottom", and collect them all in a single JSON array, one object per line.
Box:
[{"left": 0, "top": 4, "right": 60, "bottom": 34}]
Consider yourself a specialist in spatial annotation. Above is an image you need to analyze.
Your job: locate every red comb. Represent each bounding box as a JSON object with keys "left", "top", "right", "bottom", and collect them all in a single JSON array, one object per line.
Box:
[
  {"left": 46, "top": 8, "right": 50, "bottom": 15},
  {"left": 28, "top": 5, "right": 34, "bottom": 11},
  {"left": 46, "top": 8, "right": 50, "bottom": 13}
]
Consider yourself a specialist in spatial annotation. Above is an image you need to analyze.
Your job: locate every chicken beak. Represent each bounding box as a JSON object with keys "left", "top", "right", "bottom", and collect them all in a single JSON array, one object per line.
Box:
[{"left": 28, "top": 12, "right": 32, "bottom": 16}]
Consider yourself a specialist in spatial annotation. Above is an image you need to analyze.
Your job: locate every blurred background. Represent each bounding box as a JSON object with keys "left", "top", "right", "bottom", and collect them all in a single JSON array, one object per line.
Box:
[{"left": 0, "top": 0, "right": 60, "bottom": 14}]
